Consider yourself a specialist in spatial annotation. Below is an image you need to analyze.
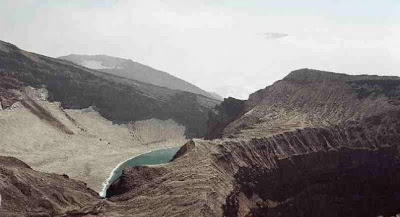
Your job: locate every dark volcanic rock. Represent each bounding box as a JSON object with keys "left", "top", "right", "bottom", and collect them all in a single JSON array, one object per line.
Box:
[
  {"left": 100, "top": 110, "right": 400, "bottom": 217},
  {"left": 0, "top": 72, "right": 23, "bottom": 109},
  {"left": 170, "top": 139, "right": 196, "bottom": 162},
  {"left": 206, "top": 97, "right": 246, "bottom": 140},
  {"left": 223, "top": 111, "right": 400, "bottom": 217},
  {"left": 0, "top": 156, "right": 101, "bottom": 217},
  {"left": 222, "top": 68, "right": 400, "bottom": 138},
  {"left": 230, "top": 147, "right": 400, "bottom": 217},
  {"left": 106, "top": 166, "right": 169, "bottom": 198}
]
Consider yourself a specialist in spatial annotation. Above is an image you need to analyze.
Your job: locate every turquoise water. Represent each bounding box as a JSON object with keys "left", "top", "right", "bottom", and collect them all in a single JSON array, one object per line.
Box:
[{"left": 100, "top": 146, "right": 181, "bottom": 197}]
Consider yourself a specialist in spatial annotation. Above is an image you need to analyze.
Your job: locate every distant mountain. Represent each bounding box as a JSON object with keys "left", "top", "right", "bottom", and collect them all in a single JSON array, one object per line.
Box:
[
  {"left": 0, "top": 40, "right": 220, "bottom": 138},
  {"left": 58, "top": 54, "right": 219, "bottom": 100}
]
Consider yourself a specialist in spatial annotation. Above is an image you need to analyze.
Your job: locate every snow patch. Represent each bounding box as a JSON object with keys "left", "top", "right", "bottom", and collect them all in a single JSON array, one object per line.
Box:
[{"left": 81, "top": 60, "right": 123, "bottom": 70}]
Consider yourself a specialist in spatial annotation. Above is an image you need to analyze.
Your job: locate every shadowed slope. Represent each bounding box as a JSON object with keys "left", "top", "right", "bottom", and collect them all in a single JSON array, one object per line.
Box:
[{"left": 0, "top": 40, "right": 220, "bottom": 138}]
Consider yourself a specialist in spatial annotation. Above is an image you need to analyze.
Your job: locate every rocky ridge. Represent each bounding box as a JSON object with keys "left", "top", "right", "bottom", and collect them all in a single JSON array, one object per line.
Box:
[
  {"left": 102, "top": 69, "right": 400, "bottom": 216},
  {"left": 1, "top": 68, "right": 400, "bottom": 216},
  {"left": 221, "top": 68, "right": 400, "bottom": 138}
]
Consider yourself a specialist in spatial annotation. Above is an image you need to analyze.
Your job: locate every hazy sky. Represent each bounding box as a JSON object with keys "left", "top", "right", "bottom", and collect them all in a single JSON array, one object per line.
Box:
[{"left": 1, "top": 0, "right": 399, "bottom": 99}]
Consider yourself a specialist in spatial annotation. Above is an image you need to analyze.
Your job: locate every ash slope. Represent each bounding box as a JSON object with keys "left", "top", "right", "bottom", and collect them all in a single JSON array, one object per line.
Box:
[
  {"left": 59, "top": 54, "right": 222, "bottom": 100},
  {"left": 0, "top": 75, "right": 187, "bottom": 193},
  {"left": 0, "top": 40, "right": 220, "bottom": 138},
  {"left": 1, "top": 69, "right": 400, "bottom": 217}
]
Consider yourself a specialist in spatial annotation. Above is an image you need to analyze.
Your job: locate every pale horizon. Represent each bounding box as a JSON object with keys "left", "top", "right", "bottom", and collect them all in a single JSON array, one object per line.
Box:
[{"left": 1, "top": 0, "right": 399, "bottom": 99}]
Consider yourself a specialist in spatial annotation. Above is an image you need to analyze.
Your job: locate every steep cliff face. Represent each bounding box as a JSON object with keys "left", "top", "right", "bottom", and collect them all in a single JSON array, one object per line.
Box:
[
  {"left": 223, "top": 111, "right": 400, "bottom": 217},
  {"left": 222, "top": 69, "right": 400, "bottom": 139},
  {"left": 206, "top": 97, "right": 246, "bottom": 140},
  {"left": 226, "top": 147, "right": 400, "bottom": 217}
]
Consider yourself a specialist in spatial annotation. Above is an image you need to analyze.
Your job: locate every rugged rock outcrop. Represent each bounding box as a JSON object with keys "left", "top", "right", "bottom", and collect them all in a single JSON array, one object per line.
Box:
[
  {"left": 206, "top": 97, "right": 246, "bottom": 140},
  {"left": 103, "top": 69, "right": 400, "bottom": 216},
  {"left": 106, "top": 166, "right": 169, "bottom": 198},
  {"left": 0, "top": 156, "right": 101, "bottom": 217},
  {"left": 223, "top": 111, "right": 400, "bottom": 217},
  {"left": 221, "top": 69, "right": 400, "bottom": 139},
  {"left": 0, "top": 72, "right": 22, "bottom": 109},
  {"left": 100, "top": 112, "right": 400, "bottom": 217},
  {"left": 1, "top": 69, "right": 400, "bottom": 216}
]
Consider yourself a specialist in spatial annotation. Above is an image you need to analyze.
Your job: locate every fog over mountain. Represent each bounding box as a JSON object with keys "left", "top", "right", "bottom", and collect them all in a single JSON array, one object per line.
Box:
[{"left": 1, "top": 0, "right": 399, "bottom": 99}]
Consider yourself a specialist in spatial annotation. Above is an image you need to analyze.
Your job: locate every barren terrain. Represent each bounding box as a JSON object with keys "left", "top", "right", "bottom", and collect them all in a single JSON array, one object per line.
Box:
[
  {"left": 1, "top": 46, "right": 400, "bottom": 217},
  {"left": 0, "top": 87, "right": 187, "bottom": 192}
]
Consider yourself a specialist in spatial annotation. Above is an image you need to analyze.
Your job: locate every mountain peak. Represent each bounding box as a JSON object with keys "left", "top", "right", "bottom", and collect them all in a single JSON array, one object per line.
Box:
[
  {"left": 283, "top": 68, "right": 350, "bottom": 82},
  {"left": 0, "top": 40, "right": 20, "bottom": 53},
  {"left": 284, "top": 68, "right": 400, "bottom": 82}
]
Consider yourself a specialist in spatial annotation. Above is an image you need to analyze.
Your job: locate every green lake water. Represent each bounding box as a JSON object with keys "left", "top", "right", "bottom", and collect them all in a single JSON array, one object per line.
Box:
[{"left": 100, "top": 146, "right": 181, "bottom": 197}]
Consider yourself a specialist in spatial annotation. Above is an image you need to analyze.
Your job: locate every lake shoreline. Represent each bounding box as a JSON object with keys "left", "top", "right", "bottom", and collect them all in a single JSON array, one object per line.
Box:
[{"left": 99, "top": 146, "right": 182, "bottom": 197}]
